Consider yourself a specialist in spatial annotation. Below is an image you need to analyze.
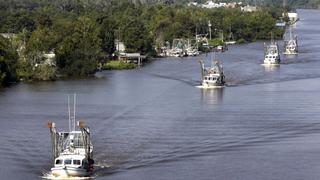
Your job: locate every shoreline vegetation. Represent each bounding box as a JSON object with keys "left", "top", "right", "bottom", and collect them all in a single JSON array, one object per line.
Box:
[
  {"left": 0, "top": 0, "right": 289, "bottom": 86},
  {"left": 102, "top": 61, "right": 137, "bottom": 70}
]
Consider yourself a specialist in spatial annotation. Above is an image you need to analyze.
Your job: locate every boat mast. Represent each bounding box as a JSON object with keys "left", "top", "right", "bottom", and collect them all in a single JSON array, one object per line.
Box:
[
  {"left": 211, "top": 51, "right": 216, "bottom": 68},
  {"left": 198, "top": 60, "right": 205, "bottom": 81},
  {"left": 68, "top": 95, "right": 71, "bottom": 132},
  {"left": 73, "top": 94, "right": 76, "bottom": 131},
  {"left": 289, "top": 26, "right": 292, "bottom": 40},
  {"left": 68, "top": 94, "right": 77, "bottom": 132}
]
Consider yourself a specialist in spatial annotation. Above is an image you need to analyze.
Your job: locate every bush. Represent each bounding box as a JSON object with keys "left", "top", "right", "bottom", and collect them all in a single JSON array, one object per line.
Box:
[
  {"left": 236, "top": 38, "right": 246, "bottom": 44},
  {"left": 102, "top": 60, "right": 136, "bottom": 70}
]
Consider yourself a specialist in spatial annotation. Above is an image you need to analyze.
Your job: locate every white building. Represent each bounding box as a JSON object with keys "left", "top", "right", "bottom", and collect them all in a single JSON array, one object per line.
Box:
[
  {"left": 241, "top": 5, "right": 257, "bottom": 12},
  {"left": 115, "top": 39, "right": 126, "bottom": 52},
  {"left": 190, "top": 1, "right": 243, "bottom": 9}
]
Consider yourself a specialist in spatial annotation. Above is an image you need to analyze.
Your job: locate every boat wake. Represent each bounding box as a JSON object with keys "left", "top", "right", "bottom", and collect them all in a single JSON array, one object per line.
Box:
[
  {"left": 41, "top": 172, "right": 95, "bottom": 180},
  {"left": 260, "top": 63, "right": 280, "bottom": 66},
  {"left": 195, "top": 85, "right": 225, "bottom": 89}
]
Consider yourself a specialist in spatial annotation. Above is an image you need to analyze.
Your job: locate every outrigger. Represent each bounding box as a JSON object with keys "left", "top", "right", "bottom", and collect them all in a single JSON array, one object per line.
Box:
[{"left": 47, "top": 95, "right": 94, "bottom": 178}]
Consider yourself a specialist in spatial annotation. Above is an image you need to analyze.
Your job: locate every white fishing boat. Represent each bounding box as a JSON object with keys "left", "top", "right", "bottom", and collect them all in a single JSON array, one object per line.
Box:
[
  {"left": 186, "top": 47, "right": 199, "bottom": 56},
  {"left": 186, "top": 39, "right": 200, "bottom": 56},
  {"left": 199, "top": 56, "right": 225, "bottom": 88},
  {"left": 287, "top": 12, "right": 299, "bottom": 25},
  {"left": 263, "top": 36, "right": 280, "bottom": 65},
  {"left": 168, "top": 48, "right": 184, "bottom": 57},
  {"left": 47, "top": 95, "right": 94, "bottom": 178},
  {"left": 284, "top": 27, "right": 298, "bottom": 55}
]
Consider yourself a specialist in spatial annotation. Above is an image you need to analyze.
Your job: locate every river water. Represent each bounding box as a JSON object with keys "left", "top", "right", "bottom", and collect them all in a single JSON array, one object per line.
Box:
[{"left": 1, "top": 9, "right": 320, "bottom": 180}]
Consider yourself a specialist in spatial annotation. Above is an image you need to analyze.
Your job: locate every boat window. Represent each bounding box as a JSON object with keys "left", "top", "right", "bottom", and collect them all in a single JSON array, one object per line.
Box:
[
  {"left": 55, "top": 159, "right": 63, "bottom": 165},
  {"left": 73, "top": 160, "right": 81, "bottom": 165},
  {"left": 64, "top": 159, "right": 72, "bottom": 165},
  {"left": 204, "top": 77, "right": 207, "bottom": 80}
]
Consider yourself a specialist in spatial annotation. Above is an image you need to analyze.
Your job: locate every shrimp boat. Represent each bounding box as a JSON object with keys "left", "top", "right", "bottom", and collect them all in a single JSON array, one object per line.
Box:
[
  {"left": 47, "top": 95, "right": 94, "bottom": 178},
  {"left": 199, "top": 56, "right": 225, "bottom": 88},
  {"left": 284, "top": 27, "right": 298, "bottom": 55},
  {"left": 263, "top": 36, "right": 280, "bottom": 65}
]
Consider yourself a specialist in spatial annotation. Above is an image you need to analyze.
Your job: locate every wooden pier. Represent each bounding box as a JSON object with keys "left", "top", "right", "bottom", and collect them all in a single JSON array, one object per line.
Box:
[{"left": 119, "top": 53, "right": 147, "bottom": 66}]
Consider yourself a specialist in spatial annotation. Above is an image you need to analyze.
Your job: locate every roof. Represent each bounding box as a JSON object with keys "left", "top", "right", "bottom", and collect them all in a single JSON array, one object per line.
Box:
[{"left": 119, "top": 53, "right": 146, "bottom": 58}]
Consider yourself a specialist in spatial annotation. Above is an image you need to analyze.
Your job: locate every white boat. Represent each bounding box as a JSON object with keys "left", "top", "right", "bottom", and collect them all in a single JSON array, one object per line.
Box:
[
  {"left": 263, "top": 37, "right": 280, "bottom": 65},
  {"left": 47, "top": 95, "right": 94, "bottom": 178},
  {"left": 284, "top": 27, "right": 298, "bottom": 55},
  {"left": 199, "top": 58, "right": 225, "bottom": 88},
  {"left": 168, "top": 48, "right": 184, "bottom": 57},
  {"left": 287, "top": 12, "right": 299, "bottom": 25},
  {"left": 186, "top": 47, "right": 199, "bottom": 56}
]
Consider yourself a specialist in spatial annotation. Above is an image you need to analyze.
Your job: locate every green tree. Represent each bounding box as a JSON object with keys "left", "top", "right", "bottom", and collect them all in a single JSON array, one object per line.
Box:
[
  {"left": 122, "top": 18, "right": 153, "bottom": 54},
  {"left": 0, "top": 36, "right": 18, "bottom": 85},
  {"left": 99, "top": 18, "right": 116, "bottom": 59},
  {"left": 56, "top": 16, "right": 101, "bottom": 76}
]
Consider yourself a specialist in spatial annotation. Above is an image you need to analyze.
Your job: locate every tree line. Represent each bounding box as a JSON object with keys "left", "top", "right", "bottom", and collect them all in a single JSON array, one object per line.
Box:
[{"left": 0, "top": 0, "right": 283, "bottom": 86}]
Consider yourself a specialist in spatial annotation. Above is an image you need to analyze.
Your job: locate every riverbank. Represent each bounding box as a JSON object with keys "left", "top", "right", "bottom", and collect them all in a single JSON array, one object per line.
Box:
[{"left": 102, "top": 61, "right": 137, "bottom": 70}]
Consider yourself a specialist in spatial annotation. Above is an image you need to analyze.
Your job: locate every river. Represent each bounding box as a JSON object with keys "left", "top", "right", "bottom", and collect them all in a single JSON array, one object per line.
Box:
[{"left": 1, "top": 9, "right": 320, "bottom": 180}]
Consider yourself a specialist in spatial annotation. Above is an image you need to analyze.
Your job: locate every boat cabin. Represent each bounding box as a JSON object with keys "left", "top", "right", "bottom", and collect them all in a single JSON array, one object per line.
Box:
[{"left": 54, "top": 155, "right": 86, "bottom": 168}]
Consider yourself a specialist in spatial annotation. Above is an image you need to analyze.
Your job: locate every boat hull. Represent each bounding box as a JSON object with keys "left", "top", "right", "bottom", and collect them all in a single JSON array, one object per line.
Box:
[
  {"left": 51, "top": 167, "right": 90, "bottom": 177},
  {"left": 202, "top": 81, "right": 224, "bottom": 88},
  {"left": 284, "top": 50, "right": 298, "bottom": 55},
  {"left": 263, "top": 58, "right": 280, "bottom": 65}
]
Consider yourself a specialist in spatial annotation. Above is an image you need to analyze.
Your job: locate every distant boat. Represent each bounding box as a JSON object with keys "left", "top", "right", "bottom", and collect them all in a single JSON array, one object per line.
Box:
[
  {"left": 47, "top": 94, "right": 94, "bottom": 178},
  {"left": 284, "top": 27, "right": 298, "bottom": 55},
  {"left": 199, "top": 55, "right": 225, "bottom": 88},
  {"left": 287, "top": 12, "right": 299, "bottom": 25},
  {"left": 168, "top": 47, "right": 184, "bottom": 57},
  {"left": 263, "top": 35, "right": 280, "bottom": 65},
  {"left": 186, "top": 39, "right": 200, "bottom": 56}
]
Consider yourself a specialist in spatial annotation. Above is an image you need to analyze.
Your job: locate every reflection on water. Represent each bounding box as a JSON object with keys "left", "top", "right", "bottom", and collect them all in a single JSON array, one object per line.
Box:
[
  {"left": 262, "top": 64, "right": 280, "bottom": 72},
  {"left": 200, "top": 88, "right": 224, "bottom": 105},
  {"left": 283, "top": 54, "right": 299, "bottom": 64}
]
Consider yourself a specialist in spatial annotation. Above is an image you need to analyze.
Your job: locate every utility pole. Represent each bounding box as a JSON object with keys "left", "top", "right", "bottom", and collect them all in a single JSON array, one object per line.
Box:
[
  {"left": 283, "top": 0, "right": 287, "bottom": 8},
  {"left": 118, "top": 27, "right": 120, "bottom": 60},
  {"left": 208, "top": 20, "right": 212, "bottom": 40}
]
